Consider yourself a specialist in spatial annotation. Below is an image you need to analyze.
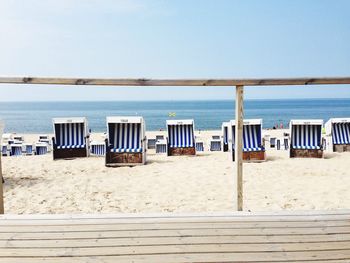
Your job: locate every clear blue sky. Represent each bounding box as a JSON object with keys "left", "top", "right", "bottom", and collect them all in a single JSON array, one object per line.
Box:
[{"left": 0, "top": 0, "right": 349, "bottom": 101}]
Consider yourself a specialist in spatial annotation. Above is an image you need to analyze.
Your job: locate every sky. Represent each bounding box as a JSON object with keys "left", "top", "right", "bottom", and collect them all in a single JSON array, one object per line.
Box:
[{"left": 0, "top": 0, "right": 349, "bottom": 101}]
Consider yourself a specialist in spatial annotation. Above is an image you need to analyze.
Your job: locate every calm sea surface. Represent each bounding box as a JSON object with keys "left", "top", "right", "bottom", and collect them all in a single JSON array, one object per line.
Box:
[{"left": 0, "top": 99, "right": 350, "bottom": 133}]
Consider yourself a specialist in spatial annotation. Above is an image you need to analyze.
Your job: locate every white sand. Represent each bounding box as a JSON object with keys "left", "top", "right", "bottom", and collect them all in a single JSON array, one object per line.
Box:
[{"left": 2, "top": 130, "right": 350, "bottom": 214}]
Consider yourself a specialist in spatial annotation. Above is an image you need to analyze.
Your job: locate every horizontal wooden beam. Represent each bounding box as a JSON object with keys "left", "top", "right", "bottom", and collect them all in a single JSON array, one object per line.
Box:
[{"left": 0, "top": 77, "right": 350, "bottom": 86}]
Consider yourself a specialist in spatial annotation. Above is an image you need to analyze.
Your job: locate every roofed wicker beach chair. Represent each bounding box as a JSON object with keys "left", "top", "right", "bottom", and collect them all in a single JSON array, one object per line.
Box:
[
  {"left": 52, "top": 117, "right": 90, "bottom": 160},
  {"left": 24, "top": 143, "right": 33, "bottom": 155},
  {"left": 210, "top": 135, "right": 222, "bottom": 151},
  {"left": 10, "top": 143, "right": 22, "bottom": 156},
  {"left": 222, "top": 121, "right": 230, "bottom": 152},
  {"left": 230, "top": 119, "right": 266, "bottom": 162},
  {"left": 195, "top": 136, "right": 204, "bottom": 152},
  {"left": 289, "top": 119, "right": 323, "bottom": 158},
  {"left": 325, "top": 118, "right": 350, "bottom": 152},
  {"left": 166, "top": 119, "right": 196, "bottom": 156},
  {"left": 1, "top": 144, "right": 8, "bottom": 156},
  {"left": 35, "top": 142, "right": 48, "bottom": 155},
  {"left": 91, "top": 141, "right": 106, "bottom": 156},
  {"left": 105, "top": 116, "right": 146, "bottom": 166}
]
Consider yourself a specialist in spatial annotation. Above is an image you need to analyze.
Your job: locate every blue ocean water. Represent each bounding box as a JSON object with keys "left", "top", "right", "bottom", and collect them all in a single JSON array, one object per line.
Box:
[{"left": 0, "top": 99, "right": 349, "bottom": 133}]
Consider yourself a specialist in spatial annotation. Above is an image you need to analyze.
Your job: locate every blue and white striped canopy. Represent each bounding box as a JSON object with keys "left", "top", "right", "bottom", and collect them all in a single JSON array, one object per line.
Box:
[
  {"left": 332, "top": 123, "right": 350, "bottom": 145},
  {"left": 91, "top": 143, "right": 106, "bottom": 156},
  {"left": 36, "top": 146, "right": 48, "bottom": 155},
  {"left": 54, "top": 123, "right": 86, "bottom": 149},
  {"left": 232, "top": 124, "right": 263, "bottom": 152},
  {"left": 291, "top": 124, "right": 322, "bottom": 149},
  {"left": 25, "top": 145, "right": 33, "bottom": 155},
  {"left": 168, "top": 124, "right": 194, "bottom": 148},
  {"left": 11, "top": 145, "right": 22, "bottom": 156},
  {"left": 108, "top": 123, "right": 142, "bottom": 153}
]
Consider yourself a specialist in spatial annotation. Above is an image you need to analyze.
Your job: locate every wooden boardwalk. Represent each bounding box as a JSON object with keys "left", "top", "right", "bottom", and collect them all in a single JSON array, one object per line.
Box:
[{"left": 0, "top": 210, "right": 350, "bottom": 262}]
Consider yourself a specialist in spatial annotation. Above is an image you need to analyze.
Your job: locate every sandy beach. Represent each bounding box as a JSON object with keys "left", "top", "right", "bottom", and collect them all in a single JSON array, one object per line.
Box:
[{"left": 2, "top": 129, "right": 350, "bottom": 214}]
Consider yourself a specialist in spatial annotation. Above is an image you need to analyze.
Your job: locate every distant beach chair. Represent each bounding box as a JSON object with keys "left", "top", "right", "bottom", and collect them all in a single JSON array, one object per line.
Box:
[
  {"left": 270, "top": 137, "right": 276, "bottom": 148},
  {"left": 10, "top": 144, "right": 22, "bottom": 156},
  {"left": 52, "top": 117, "right": 90, "bottom": 160},
  {"left": 289, "top": 119, "right": 323, "bottom": 158},
  {"left": 24, "top": 143, "right": 33, "bottom": 155},
  {"left": 195, "top": 136, "right": 204, "bottom": 152},
  {"left": 147, "top": 139, "right": 156, "bottom": 149},
  {"left": 166, "top": 119, "right": 196, "bottom": 156},
  {"left": 222, "top": 122, "right": 230, "bottom": 152},
  {"left": 325, "top": 118, "right": 350, "bottom": 152},
  {"left": 156, "top": 135, "right": 164, "bottom": 141},
  {"left": 105, "top": 116, "right": 146, "bottom": 166},
  {"left": 284, "top": 138, "right": 289, "bottom": 150},
  {"left": 210, "top": 135, "right": 222, "bottom": 151},
  {"left": 90, "top": 141, "right": 106, "bottom": 156},
  {"left": 276, "top": 139, "right": 281, "bottom": 150},
  {"left": 155, "top": 139, "right": 167, "bottom": 154},
  {"left": 230, "top": 119, "right": 266, "bottom": 162},
  {"left": 1, "top": 144, "right": 8, "bottom": 156},
  {"left": 35, "top": 142, "right": 48, "bottom": 155}
]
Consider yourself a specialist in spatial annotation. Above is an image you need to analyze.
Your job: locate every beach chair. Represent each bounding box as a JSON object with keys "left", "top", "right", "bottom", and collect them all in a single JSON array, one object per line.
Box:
[
  {"left": 147, "top": 139, "right": 156, "bottom": 149},
  {"left": 210, "top": 135, "right": 222, "bottom": 151},
  {"left": 35, "top": 142, "right": 48, "bottom": 155},
  {"left": 90, "top": 141, "right": 106, "bottom": 156},
  {"left": 10, "top": 144, "right": 22, "bottom": 156},
  {"left": 105, "top": 116, "right": 146, "bottom": 166},
  {"left": 284, "top": 138, "right": 289, "bottom": 150},
  {"left": 155, "top": 139, "right": 167, "bottom": 154},
  {"left": 289, "top": 119, "right": 323, "bottom": 158},
  {"left": 222, "top": 122, "right": 230, "bottom": 152},
  {"left": 1, "top": 144, "right": 8, "bottom": 156},
  {"left": 325, "top": 118, "right": 350, "bottom": 152},
  {"left": 166, "top": 119, "right": 196, "bottom": 156},
  {"left": 24, "top": 143, "right": 33, "bottom": 155},
  {"left": 230, "top": 119, "right": 266, "bottom": 162},
  {"left": 52, "top": 117, "right": 90, "bottom": 160},
  {"left": 195, "top": 136, "right": 204, "bottom": 152},
  {"left": 270, "top": 137, "right": 276, "bottom": 148}
]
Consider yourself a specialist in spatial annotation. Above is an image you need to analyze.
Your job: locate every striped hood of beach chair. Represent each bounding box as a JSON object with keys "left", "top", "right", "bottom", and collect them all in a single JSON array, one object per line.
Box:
[
  {"left": 291, "top": 125, "right": 322, "bottom": 149},
  {"left": 36, "top": 145, "right": 48, "bottom": 155},
  {"left": 232, "top": 124, "right": 264, "bottom": 152},
  {"left": 54, "top": 123, "right": 86, "bottom": 149},
  {"left": 332, "top": 122, "right": 350, "bottom": 145},
  {"left": 167, "top": 124, "right": 194, "bottom": 148},
  {"left": 91, "top": 143, "right": 106, "bottom": 156},
  {"left": 11, "top": 145, "right": 22, "bottom": 156},
  {"left": 108, "top": 123, "right": 143, "bottom": 153}
]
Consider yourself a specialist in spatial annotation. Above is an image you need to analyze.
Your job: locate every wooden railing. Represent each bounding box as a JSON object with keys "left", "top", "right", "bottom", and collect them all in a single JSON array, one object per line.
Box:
[{"left": 1, "top": 76, "right": 350, "bottom": 213}]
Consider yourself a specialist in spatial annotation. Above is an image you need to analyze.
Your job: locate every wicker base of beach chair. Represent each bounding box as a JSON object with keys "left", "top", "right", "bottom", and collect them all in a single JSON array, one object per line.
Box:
[
  {"left": 232, "top": 150, "right": 266, "bottom": 162},
  {"left": 333, "top": 144, "right": 350, "bottom": 152},
  {"left": 168, "top": 147, "right": 196, "bottom": 156},
  {"left": 290, "top": 148, "right": 323, "bottom": 158},
  {"left": 53, "top": 148, "right": 88, "bottom": 160},
  {"left": 105, "top": 152, "right": 143, "bottom": 166}
]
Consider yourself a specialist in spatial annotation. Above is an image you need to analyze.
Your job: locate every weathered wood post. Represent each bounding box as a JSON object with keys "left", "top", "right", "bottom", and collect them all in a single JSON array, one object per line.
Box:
[
  {"left": 0, "top": 123, "right": 4, "bottom": 214},
  {"left": 234, "top": 85, "right": 244, "bottom": 211}
]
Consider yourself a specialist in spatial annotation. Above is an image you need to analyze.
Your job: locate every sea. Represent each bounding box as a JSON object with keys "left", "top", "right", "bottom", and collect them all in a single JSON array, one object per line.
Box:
[{"left": 0, "top": 99, "right": 350, "bottom": 133}]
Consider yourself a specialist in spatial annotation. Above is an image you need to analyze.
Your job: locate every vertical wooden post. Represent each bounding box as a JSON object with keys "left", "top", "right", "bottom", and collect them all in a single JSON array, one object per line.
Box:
[
  {"left": 234, "top": 85, "right": 244, "bottom": 211},
  {"left": 0, "top": 122, "right": 3, "bottom": 214},
  {"left": 0, "top": 152, "right": 3, "bottom": 214}
]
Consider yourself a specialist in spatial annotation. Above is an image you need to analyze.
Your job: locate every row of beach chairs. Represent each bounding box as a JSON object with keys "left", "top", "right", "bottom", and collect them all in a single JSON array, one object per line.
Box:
[
  {"left": 221, "top": 118, "right": 350, "bottom": 161},
  {"left": 2, "top": 134, "right": 50, "bottom": 156}
]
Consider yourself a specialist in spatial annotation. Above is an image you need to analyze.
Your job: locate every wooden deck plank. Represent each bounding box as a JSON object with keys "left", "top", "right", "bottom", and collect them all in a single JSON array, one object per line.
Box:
[
  {"left": 1, "top": 220, "right": 350, "bottom": 232},
  {"left": 1, "top": 234, "right": 350, "bottom": 248}
]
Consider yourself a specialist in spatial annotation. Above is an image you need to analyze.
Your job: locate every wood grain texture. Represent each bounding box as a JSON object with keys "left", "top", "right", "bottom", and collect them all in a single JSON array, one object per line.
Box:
[
  {"left": 0, "top": 211, "right": 350, "bottom": 262},
  {"left": 0, "top": 76, "right": 350, "bottom": 86}
]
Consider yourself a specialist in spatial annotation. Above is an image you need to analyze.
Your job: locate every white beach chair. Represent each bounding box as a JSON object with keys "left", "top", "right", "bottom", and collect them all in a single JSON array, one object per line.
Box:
[
  {"left": 210, "top": 135, "right": 222, "bottom": 151},
  {"left": 166, "top": 119, "right": 196, "bottom": 156},
  {"left": 325, "top": 118, "right": 350, "bottom": 152},
  {"left": 289, "top": 119, "right": 323, "bottom": 158},
  {"left": 195, "top": 136, "right": 204, "bottom": 152},
  {"left": 147, "top": 139, "right": 156, "bottom": 149},
  {"left": 230, "top": 119, "right": 266, "bottom": 161},
  {"left": 155, "top": 139, "right": 167, "bottom": 154},
  {"left": 1, "top": 144, "right": 8, "bottom": 156},
  {"left": 35, "top": 142, "right": 49, "bottom": 155},
  {"left": 10, "top": 144, "right": 22, "bottom": 156},
  {"left": 24, "top": 143, "right": 33, "bottom": 155},
  {"left": 90, "top": 141, "right": 106, "bottom": 156},
  {"left": 52, "top": 117, "right": 90, "bottom": 160},
  {"left": 222, "top": 122, "right": 230, "bottom": 152},
  {"left": 105, "top": 116, "right": 146, "bottom": 166}
]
